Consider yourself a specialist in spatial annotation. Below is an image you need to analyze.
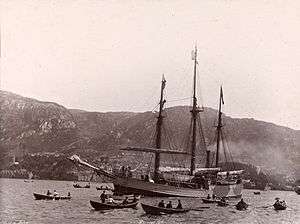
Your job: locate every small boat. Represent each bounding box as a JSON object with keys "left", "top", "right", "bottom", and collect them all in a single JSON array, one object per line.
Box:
[
  {"left": 235, "top": 202, "right": 248, "bottom": 210},
  {"left": 141, "top": 203, "right": 190, "bottom": 215},
  {"left": 90, "top": 200, "right": 138, "bottom": 211},
  {"left": 202, "top": 198, "right": 219, "bottom": 203},
  {"left": 217, "top": 201, "right": 229, "bottom": 207},
  {"left": 294, "top": 186, "right": 300, "bottom": 195},
  {"left": 33, "top": 193, "right": 71, "bottom": 200},
  {"left": 96, "top": 186, "right": 113, "bottom": 191},
  {"left": 254, "top": 191, "right": 261, "bottom": 195},
  {"left": 73, "top": 183, "right": 90, "bottom": 188},
  {"left": 273, "top": 202, "right": 287, "bottom": 210}
]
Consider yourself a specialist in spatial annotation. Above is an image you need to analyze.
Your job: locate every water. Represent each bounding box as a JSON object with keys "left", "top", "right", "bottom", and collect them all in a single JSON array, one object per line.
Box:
[{"left": 1, "top": 178, "right": 299, "bottom": 224}]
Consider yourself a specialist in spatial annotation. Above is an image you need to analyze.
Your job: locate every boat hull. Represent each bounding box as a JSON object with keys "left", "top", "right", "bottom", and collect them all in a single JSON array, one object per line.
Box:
[
  {"left": 141, "top": 203, "right": 190, "bottom": 215},
  {"left": 273, "top": 203, "right": 287, "bottom": 210},
  {"left": 90, "top": 200, "right": 138, "bottom": 210},
  {"left": 111, "top": 177, "right": 243, "bottom": 198},
  {"left": 202, "top": 198, "right": 219, "bottom": 203},
  {"left": 33, "top": 193, "right": 71, "bottom": 200}
]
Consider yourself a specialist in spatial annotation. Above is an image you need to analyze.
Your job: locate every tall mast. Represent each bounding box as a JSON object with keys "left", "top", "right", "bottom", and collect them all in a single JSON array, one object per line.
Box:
[
  {"left": 190, "top": 46, "right": 200, "bottom": 175},
  {"left": 154, "top": 75, "right": 166, "bottom": 181},
  {"left": 215, "top": 86, "right": 224, "bottom": 167}
]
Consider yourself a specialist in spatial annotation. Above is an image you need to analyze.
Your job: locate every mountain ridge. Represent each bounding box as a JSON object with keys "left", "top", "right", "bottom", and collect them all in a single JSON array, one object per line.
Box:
[{"left": 1, "top": 90, "right": 299, "bottom": 180}]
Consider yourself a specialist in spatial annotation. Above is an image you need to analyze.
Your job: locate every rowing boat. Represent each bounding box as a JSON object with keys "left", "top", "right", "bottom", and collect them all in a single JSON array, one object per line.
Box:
[
  {"left": 33, "top": 193, "right": 71, "bottom": 200},
  {"left": 141, "top": 203, "right": 190, "bottom": 215},
  {"left": 90, "top": 200, "right": 138, "bottom": 210},
  {"left": 202, "top": 198, "right": 219, "bottom": 203}
]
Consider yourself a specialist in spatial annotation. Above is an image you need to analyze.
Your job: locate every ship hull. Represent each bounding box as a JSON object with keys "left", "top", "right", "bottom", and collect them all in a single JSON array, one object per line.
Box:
[{"left": 108, "top": 176, "right": 242, "bottom": 198}]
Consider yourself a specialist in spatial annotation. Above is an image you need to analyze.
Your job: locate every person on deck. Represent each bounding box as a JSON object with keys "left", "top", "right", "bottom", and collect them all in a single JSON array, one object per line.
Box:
[
  {"left": 53, "top": 190, "right": 58, "bottom": 197},
  {"left": 47, "top": 190, "right": 51, "bottom": 196},
  {"left": 100, "top": 191, "right": 106, "bottom": 203},
  {"left": 122, "top": 197, "right": 129, "bottom": 204},
  {"left": 207, "top": 194, "right": 211, "bottom": 199},
  {"left": 212, "top": 194, "right": 216, "bottom": 200},
  {"left": 166, "top": 201, "right": 172, "bottom": 208},
  {"left": 176, "top": 200, "right": 182, "bottom": 209},
  {"left": 158, "top": 200, "right": 165, "bottom": 208}
]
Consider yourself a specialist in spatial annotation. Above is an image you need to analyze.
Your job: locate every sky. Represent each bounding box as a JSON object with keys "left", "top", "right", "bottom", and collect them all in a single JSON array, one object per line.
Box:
[{"left": 1, "top": 0, "right": 300, "bottom": 130}]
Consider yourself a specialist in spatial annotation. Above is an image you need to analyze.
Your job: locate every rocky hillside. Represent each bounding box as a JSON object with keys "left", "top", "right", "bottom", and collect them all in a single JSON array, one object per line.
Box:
[{"left": 1, "top": 90, "right": 299, "bottom": 180}]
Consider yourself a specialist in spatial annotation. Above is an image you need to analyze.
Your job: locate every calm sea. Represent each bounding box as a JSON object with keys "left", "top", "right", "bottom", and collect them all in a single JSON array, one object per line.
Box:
[{"left": 0, "top": 178, "right": 299, "bottom": 224}]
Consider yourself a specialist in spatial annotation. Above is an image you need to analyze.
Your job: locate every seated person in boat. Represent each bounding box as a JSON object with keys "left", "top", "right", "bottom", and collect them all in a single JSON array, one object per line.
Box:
[
  {"left": 237, "top": 198, "right": 247, "bottom": 207},
  {"left": 206, "top": 194, "right": 211, "bottom": 199},
  {"left": 47, "top": 190, "right": 51, "bottom": 196},
  {"left": 176, "top": 200, "right": 182, "bottom": 209},
  {"left": 68, "top": 192, "right": 71, "bottom": 197},
  {"left": 212, "top": 194, "right": 216, "bottom": 199},
  {"left": 158, "top": 200, "right": 165, "bottom": 208},
  {"left": 107, "top": 196, "right": 115, "bottom": 204},
  {"left": 132, "top": 195, "right": 138, "bottom": 203},
  {"left": 166, "top": 201, "right": 173, "bottom": 208},
  {"left": 122, "top": 197, "right": 129, "bottom": 204},
  {"left": 53, "top": 190, "right": 58, "bottom": 197},
  {"left": 100, "top": 191, "right": 106, "bottom": 203}
]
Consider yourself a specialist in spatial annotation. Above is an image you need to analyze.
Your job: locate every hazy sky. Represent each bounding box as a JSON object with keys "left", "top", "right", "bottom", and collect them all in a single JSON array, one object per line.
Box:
[{"left": 1, "top": 0, "right": 300, "bottom": 129}]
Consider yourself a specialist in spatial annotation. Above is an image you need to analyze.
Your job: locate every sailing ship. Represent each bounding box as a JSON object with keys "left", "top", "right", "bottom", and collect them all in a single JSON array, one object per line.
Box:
[{"left": 70, "top": 47, "right": 243, "bottom": 198}]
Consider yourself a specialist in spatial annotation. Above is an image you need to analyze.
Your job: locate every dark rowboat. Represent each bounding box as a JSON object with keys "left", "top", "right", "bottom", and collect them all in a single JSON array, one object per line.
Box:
[
  {"left": 90, "top": 200, "right": 138, "bottom": 210},
  {"left": 33, "top": 193, "right": 71, "bottom": 200},
  {"left": 254, "top": 191, "right": 261, "bottom": 195},
  {"left": 96, "top": 186, "right": 113, "bottom": 191},
  {"left": 273, "top": 202, "right": 287, "bottom": 210},
  {"left": 217, "top": 201, "right": 229, "bottom": 207},
  {"left": 202, "top": 198, "right": 219, "bottom": 203},
  {"left": 236, "top": 202, "right": 248, "bottom": 210},
  {"left": 141, "top": 203, "right": 190, "bottom": 215},
  {"left": 73, "top": 184, "right": 90, "bottom": 188}
]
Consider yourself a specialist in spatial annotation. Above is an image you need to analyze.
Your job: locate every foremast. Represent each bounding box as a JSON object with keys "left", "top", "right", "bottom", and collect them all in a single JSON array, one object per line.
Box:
[
  {"left": 215, "top": 86, "right": 224, "bottom": 167},
  {"left": 154, "top": 75, "right": 166, "bottom": 182}
]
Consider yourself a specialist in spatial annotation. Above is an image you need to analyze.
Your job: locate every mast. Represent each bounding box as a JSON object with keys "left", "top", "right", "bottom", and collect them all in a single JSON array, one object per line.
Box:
[
  {"left": 215, "top": 86, "right": 224, "bottom": 167},
  {"left": 154, "top": 75, "right": 166, "bottom": 181},
  {"left": 190, "top": 46, "right": 200, "bottom": 175}
]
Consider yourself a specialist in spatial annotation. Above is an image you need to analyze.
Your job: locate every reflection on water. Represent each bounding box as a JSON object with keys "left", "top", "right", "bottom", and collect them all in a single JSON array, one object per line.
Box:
[{"left": 0, "top": 178, "right": 299, "bottom": 224}]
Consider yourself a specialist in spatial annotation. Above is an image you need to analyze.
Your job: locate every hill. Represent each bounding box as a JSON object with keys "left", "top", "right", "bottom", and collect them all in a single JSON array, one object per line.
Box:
[{"left": 0, "top": 90, "right": 299, "bottom": 182}]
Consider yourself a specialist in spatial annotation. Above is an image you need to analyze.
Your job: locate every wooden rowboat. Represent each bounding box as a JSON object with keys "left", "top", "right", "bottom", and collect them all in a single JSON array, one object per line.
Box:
[
  {"left": 90, "top": 200, "right": 138, "bottom": 210},
  {"left": 33, "top": 193, "right": 71, "bottom": 200},
  {"left": 217, "top": 201, "right": 229, "bottom": 207},
  {"left": 141, "top": 203, "right": 190, "bottom": 215},
  {"left": 202, "top": 198, "right": 219, "bottom": 203},
  {"left": 73, "top": 184, "right": 90, "bottom": 188},
  {"left": 236, "top": 202, "right": 248, "bottom": 210},
  {"left": 273, "top": 202, "right": 287, "bottom": 210}
]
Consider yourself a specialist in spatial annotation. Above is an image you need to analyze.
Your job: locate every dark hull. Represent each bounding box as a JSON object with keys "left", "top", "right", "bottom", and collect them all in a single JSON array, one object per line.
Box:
[
  {"left": 73, "top": 184, "right": 90, "bottom": 188},
  {"left": 90, "top": 200, "right": 138, "bottom": 210},
  {"left": 273, "top": 203, "right": 287, "bottom": 210},
  {"left": 112, "top": 177, "right": 210, "bottom": 198},
  {"left": 33, "top": 193, "right": 71, "bottom": 200},
  {"left": 141, "top": 203, "right": 190, "bottom": 215},
  {"left": 217, "top": 201, "right": 229, "bottom": 207},
  {"left": 254, "top": 192, "right": 261, "bottom": 195},
  {"left": 202, "top": 198, "right": 219, "bottom": 203},
  {"left": 295, "top": 186, "right": 300, "bottom": 195},
  {"left": 96, "top": 186, "right": 113, "bottom": 191},
  {"left": 236, "top": 203, "right": 248, "bottom": 210}
]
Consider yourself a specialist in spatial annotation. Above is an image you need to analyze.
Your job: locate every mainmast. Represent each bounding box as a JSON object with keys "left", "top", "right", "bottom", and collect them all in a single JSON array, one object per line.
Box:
[
  {"left": 190, "top": 46, "right": 201, "bottom": 175},
  {"left": 154, "top": 75, "right": 166, "bottom": 181},
  {"left": 215, "top": 86, "right": 224, "bottom": 167}
]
